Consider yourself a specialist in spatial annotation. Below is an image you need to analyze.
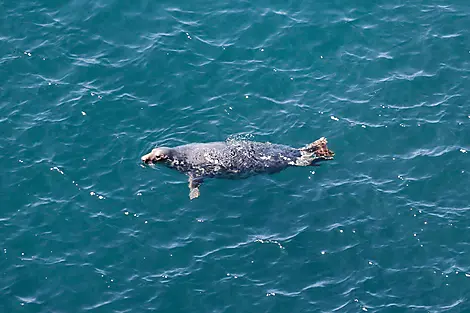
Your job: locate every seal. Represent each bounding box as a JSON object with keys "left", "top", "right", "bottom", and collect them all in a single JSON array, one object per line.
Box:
[{"left": 141, "top": 137, "right": 334, "bottom": 199}]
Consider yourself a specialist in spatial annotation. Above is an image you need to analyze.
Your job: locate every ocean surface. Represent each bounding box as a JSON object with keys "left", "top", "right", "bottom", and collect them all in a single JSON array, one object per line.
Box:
[{"left": 1, "top": 0, "right": 470, "bottom": 312}]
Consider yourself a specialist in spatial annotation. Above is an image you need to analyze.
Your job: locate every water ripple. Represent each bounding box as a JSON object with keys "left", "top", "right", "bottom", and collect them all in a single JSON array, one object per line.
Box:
[{"left": 1, "top": 0, "right": 470, "bottom": 312}]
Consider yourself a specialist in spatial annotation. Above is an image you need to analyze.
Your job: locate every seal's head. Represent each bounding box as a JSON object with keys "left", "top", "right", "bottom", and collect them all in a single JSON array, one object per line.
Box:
[{"left": 141, "top": 147, "right": 172, "bottom": 165}]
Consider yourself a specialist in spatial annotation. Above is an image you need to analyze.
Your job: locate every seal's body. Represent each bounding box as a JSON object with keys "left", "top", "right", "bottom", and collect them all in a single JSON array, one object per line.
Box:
[
  {"left": 141, "top": 137, "right": 334, "bottom": 199},
  {"left": 167, "top": 141, "right": 302, "bottom": 178}
]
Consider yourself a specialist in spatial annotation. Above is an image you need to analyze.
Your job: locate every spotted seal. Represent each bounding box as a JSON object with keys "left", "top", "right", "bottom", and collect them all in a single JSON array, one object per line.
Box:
[{"left": 141, "top": 137, "right": 334, "bottom": 199}]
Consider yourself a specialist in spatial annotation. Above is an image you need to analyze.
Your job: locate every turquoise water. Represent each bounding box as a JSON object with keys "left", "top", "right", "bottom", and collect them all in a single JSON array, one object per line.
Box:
[{"left": 2, "top": 0, "right": 470, "bottom": 312}]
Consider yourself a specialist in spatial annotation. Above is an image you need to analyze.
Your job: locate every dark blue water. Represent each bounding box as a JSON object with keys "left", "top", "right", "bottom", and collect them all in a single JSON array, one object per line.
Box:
[{"left": 1, "top": 0, "right": 470, "bottom": 312}]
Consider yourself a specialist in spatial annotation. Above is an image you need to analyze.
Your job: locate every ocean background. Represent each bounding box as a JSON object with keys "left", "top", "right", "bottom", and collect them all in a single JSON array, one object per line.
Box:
[{"left": 1, "top": 0, "right": 470, "bottom": 312}]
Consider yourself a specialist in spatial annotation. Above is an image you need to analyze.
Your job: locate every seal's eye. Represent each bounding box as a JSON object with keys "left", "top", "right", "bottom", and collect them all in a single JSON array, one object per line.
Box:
[
  {"left": 154, "top": 150, "right": 168, "bottom": 161},
  {"left": 155, "top": 154, "right": 165, "bottom": 161}
]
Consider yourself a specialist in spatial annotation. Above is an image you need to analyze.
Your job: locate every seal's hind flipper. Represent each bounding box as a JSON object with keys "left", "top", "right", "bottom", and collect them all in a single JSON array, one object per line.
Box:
[
  {"left": 188, "top": 176, "right": 203, "bottom": 200},
  {"left": 296, "top": 137, "right": 334, "bottom": 166}
]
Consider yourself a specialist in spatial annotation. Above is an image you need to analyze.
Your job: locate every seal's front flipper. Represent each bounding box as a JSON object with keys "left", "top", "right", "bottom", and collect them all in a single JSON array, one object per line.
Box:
[
  {"left": 189, "top": 187, "right": 200, "bottom": 200},
  {"left": 297, "top": 137, "right": 334, "bottom": 166},
  {"left": 188, "top": 176, "right": 203, "bottom": 200}
]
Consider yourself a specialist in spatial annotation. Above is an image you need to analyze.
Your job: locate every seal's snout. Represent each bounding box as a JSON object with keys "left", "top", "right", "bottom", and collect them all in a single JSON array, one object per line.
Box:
[
  {"left": 141, "top": 147, "right": 171, "bottom": 165},
  {"left": 141, "top": 153, "right": 153, "bottom": 165}
]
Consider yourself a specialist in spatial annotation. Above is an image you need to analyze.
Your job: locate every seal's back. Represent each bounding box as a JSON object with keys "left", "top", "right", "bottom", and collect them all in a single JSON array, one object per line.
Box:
[{"left": 172, "top": 140, "right": 301, "bottom": 177}]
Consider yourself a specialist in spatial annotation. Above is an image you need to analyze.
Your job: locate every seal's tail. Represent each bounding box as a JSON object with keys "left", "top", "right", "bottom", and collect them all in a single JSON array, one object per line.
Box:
[{"left": 296, "top": 137, "right": 334, "bottom": 166}]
